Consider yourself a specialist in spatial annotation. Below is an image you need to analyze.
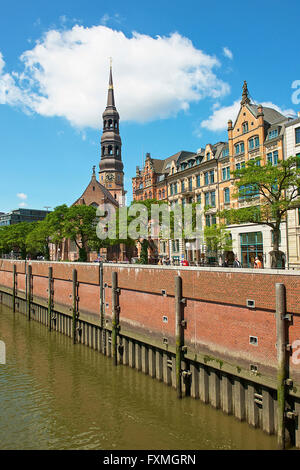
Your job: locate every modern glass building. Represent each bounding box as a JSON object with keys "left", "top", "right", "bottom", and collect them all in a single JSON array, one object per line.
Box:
[{"left": 0, "top": 208, "right": 50, "bottom": 226}]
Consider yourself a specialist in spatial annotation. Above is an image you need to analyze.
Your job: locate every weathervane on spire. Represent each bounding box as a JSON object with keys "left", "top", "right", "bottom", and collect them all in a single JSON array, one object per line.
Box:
[{"left": 241, "top": 80, "right": 250, "bottom": 105}]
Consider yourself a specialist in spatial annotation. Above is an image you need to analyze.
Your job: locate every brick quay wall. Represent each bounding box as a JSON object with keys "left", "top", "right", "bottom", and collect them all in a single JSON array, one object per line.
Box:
[{"left": 0, "top": 259, "right": 299, "bottom": 447}]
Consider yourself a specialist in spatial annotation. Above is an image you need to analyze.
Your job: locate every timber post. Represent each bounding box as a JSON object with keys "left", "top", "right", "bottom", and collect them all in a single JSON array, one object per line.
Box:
[
  {"left": 175, "top": 275, "right": 185, "bottom": 399},
  {"left": 48, "top": 267, "right": 53, "bottom": 331},
  {"left": 111, "top": 271, "right": 120, "bottom": 366},
  {"left": 27, "top": 264, "right": 32, "bottom": 321},
  {"left": 276, "top": 282, "right": 288, "bottom": 449},
  {"left": 72, "top": 269, "right": 78, "bottom": 344},
  {"left": 12, "top": 264, "right": 16, "bottom": 313}
]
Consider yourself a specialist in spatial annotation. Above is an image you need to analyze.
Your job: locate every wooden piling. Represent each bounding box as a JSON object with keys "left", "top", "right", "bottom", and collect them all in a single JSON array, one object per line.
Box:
[
  {"left": 27, "top": 264, "right": 32, "bottom": 321},
  {"left": 276, "top": 282, "right": 288, "bottom": 449},
  {"left": 12, "top": 264, "right": 16, "bottom": 313},
  {"left": 175, "top": 275, "right": 184, "bottom": 399},
  {"left": 111, "top": 271, "right": 119, "bottom": 366},
  {"left": 72, "top": 269, "right": 78, "bottom": 344},
  {"left": 48, "top": 267, "right": 53, "bottom": 331}
]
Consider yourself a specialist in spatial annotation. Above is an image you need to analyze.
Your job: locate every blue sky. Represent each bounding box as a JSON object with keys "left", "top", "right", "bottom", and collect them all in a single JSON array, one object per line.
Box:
[{"left": 0, "top": 0, "right": 300, "bottom": 212}]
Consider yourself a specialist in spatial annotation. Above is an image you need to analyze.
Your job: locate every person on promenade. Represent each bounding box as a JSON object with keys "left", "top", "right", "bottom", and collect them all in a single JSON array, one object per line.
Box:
[
  {"left": 233, "top": 257, "right": 242, "bottom": 268},
  {"left": 254, "top": 257, "right": 262, "bottom": 269},
  {"left": 222, "top": 258, "right": 229, "bottom": 267},
  {"left": 182, "top": 259, "right": 189, "bottom": 266}
]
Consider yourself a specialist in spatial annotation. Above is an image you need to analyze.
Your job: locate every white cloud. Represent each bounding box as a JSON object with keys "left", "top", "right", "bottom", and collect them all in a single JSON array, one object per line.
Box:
[
  {"left": 223, "top": 47, "right": 233, "bottom": 60},
  {"left": 17, "top": 193, "right": 28, "bottom": 200},
  {"left": 19, "top": 202, "right": 27, "bottom": 207},
  {"left": 0, "top": 25, "right": 230, "bottom": 128},
  {"left": 201, "top": 100, "right": 296, "bottom": 132}
]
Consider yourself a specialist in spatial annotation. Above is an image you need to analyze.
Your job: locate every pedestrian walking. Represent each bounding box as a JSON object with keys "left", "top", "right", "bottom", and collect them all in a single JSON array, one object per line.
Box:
[{"left": 233, "top": 257, "right": 242, "bottom": 268}]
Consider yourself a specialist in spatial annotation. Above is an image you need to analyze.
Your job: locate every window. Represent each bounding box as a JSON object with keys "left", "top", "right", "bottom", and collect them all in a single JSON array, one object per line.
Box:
[
  {"left": 222, "top": 167, "right": 230, "bottom": 181},
  {"left": 209, "top": 170, "right": 214, "bottom": 184},
  {"left": 207, "top": 152, "right": 211, "bottom": 161},
  {"left": 196, "top": 193, "right": 201, "bottom": 203},
  {"left": 172, "top": 239, "right": 180, "bottom": 252},
  {"left": 206, "top": 214, "right": 216, "bottom": 227},
  {"left": 268, "top": 129, "right": 278, "bottom": 140},
  {"left": 267, "top": 150, "right": 278, "bottom": 166},
  {"left": 222, "top": 148, "right": 229, "bottom": 157},
  {"left": 162, "top": 189, "right": 165, "bottom": 199},
  {"left": 239, "top": 184, "right": 259, "bottom": 200},
  {"left": 242, "top": 122, "right": 248, "bottom": 133},
  {"left": 181, "top": 181, "right": 185, "bottom": 192},
  {"left": 249, "top": 136, "right": 259, "bottom": 150},
  {"left": 294, "top": 126, "right": 300, "bottom": 144},
  {"left": 188, "top": 160, "right": 193, "bottom": 168},
  {"left": 188, "top": 177, "right": 193, "bottom": 191},
  {"left": 211, "top": 191, "right": 216, "bottom": 207},
  {"left": 170, "top": 184, "right": 173, "bottom": 196},
  {"left": 158, "top": 190, "right": 161, "bottom": 199},
  {"left": 204, "top": 172, "right": 209, "bottom": 185},
  {"left": 224, "top": 187, "right": 230, "bottom": 204},
  {"left": 180, "top": 163, "right": 186, "bottom": 171},
  {"left": 196, "top": 174, "right": 201, "bottom": 187},
  {"left": 205, "top": 192, "right": 210, "bottom": 206},
  {"left": 174, "top": 182, "right": 178, "bottom": 194},
  {"left": 235, "top": 142, "right": 245, "bottom": 154}
]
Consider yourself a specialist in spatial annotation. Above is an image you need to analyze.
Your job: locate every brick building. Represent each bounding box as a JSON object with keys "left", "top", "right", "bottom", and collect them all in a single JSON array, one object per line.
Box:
[{"left": 131, "top": 81, "right": 294, "bottom": 268}]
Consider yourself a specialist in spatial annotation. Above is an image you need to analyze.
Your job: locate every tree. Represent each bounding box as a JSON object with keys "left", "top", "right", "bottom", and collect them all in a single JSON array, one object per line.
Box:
[
  {"left": 0, "top": 222, "right": 36, "bottom": 258},
  {"left": 63, "top": 205, "right": 98, "bottom": 262},
  {"left": 219, "top": 156, "right": 300, "bottom": 268},
  {"left": 204, "top": 224, "right": 232, "bottom": 264},
  {"left": 26, "top": 220, "right": 51, "bottom": 259}
]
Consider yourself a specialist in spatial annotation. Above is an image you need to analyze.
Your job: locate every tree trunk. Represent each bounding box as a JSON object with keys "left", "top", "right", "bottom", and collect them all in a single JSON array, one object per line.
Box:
[{"left": 271, "top": 227, "right": 281, "bottom": 269}]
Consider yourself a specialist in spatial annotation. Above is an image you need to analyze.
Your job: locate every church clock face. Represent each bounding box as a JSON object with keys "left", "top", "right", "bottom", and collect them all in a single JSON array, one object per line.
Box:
[{"left": 106, "top": 173, "right": 115, "bottom": 182}]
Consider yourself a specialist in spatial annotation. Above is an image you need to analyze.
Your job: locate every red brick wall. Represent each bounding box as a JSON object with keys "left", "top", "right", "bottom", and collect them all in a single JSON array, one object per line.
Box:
[{"left": 1, "top": 260, "right": 300, "bottom": 379}]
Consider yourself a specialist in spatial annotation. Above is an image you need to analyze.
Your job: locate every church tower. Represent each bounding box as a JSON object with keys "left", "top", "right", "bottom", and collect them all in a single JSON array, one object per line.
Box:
[{"left": 99, "top": 63, "right": 126, "bottom": 206}]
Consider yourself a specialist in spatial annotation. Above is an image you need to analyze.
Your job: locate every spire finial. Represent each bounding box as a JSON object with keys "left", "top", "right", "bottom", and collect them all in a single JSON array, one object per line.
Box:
[
  {"left": 106, "top": 60, "right": 115, "bottom": 107},
  {"left": 241, "top": 80, "right": 250, "bottom": 105},
  {"left": 92, "top": 165, "right": 96, "bottom": 180}
]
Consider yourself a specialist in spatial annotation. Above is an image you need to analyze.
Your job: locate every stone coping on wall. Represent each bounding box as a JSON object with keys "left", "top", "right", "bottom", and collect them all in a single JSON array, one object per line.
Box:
[{"left": 1, "top": 258, "right": 300, "bottom": 277}]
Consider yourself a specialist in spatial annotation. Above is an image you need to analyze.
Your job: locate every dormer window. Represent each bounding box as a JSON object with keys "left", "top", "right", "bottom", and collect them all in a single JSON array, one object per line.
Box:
[
  {"left": 206, "top": 152, "right": 211, "bottom": 161},
  {"left": 242, "top": 122, "right": 248, "bottom": 133},
  {"left": 268, "top": 129, "right": 278, "bottom": 140},
  {"left": 222, "top": 148, "right": 229, "bottom": 157}
]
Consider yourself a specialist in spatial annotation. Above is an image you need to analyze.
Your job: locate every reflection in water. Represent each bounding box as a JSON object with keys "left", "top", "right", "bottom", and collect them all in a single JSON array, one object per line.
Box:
[{"left": 0, "top": 303, "right": 277, "bottom": 450}]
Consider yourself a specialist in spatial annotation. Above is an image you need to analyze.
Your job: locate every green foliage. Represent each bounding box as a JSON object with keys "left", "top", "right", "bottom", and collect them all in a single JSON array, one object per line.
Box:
[
  {"left": 0, "top": 222, "right": 36, "bottom": 258},
  {"left": 204, "top": 224, "right": 232, "bottom": 255},
  {"left": 219, "top": 156, "right": 300, "bottom": 267}
]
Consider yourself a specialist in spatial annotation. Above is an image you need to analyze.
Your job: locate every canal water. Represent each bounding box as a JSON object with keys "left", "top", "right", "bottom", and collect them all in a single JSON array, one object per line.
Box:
[{"left": 0, "top": 303, "right": 278, "bottom": 450}]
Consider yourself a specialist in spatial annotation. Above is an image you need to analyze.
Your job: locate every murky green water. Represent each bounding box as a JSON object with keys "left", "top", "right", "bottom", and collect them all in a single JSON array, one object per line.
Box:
[{"left": 0, "top": 303, "right": 279, "bottom": 450}]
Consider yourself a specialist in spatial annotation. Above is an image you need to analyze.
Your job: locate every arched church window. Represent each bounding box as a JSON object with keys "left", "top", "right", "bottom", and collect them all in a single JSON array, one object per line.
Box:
[
  {"left": 104, "top": 120, "right": 107, "bottom": 129},
  {"left": 108, "top": 145, "right": 113, "bottom": 155},
  {"left": 108, "top": 119, "right": 112, "bottom": 128},
  {"left": 116, "top": 146, "right": 119, "bottom": 156},
  {"left": 114, "top": 121, "right": 118, "bottom": 129}
]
